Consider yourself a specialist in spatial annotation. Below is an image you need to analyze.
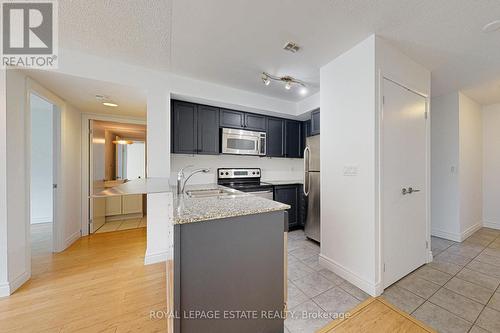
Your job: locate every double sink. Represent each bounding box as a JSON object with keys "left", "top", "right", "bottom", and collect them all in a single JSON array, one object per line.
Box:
[{"left": 185, "top": 188, "right": 239, "bottom": 198}]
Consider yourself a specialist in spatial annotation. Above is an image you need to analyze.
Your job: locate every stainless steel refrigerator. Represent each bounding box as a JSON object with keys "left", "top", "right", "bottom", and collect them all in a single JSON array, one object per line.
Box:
[{"left": 303, "top": 135, "right": 320, "bottom": 242}]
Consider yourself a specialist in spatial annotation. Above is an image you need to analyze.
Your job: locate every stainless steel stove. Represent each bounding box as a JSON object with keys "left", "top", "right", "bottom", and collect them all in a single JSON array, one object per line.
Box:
[{"left": 217, "top": 168, "right": 274, "bottom": 200}]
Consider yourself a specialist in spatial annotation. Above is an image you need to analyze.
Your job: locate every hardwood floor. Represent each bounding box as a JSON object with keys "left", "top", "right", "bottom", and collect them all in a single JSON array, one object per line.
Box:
[
  {"left": 318, "top": 298, "right": 436, "bottom": 333},
  {"left": 0, "top": 227, "right": 167, "bottom": 333}
]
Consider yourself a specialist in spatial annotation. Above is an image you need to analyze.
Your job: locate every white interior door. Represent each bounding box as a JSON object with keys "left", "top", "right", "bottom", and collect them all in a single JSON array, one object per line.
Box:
[
  {"left": 89, "top": 120, "right": 106, "bottom": 233},
  {"left": 383, "top": 79, "right": 428, "bottom": 288}
]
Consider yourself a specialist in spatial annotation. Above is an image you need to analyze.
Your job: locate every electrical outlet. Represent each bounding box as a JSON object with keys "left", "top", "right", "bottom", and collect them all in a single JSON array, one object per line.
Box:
[{"left": 343, "top": 165, "right": 358, "bottom": 176}]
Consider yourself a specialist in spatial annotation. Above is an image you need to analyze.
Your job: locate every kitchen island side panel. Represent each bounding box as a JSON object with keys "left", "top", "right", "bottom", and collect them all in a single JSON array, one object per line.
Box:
[{"left": 173, "top": 211, "right": 285, "bottom": 333}]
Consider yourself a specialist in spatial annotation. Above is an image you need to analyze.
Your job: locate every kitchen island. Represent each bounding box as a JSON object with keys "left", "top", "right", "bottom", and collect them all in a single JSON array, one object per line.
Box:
[
  {"left": 95, "top": 180, "right": 290, "bottom": 333},
  {"left": 170, "top": 185, "right": 289, "bottom": 333}
]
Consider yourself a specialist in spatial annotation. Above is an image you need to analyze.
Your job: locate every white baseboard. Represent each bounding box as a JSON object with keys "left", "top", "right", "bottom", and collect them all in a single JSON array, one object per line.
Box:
[
  {"left": 63, "top": 230, "right": 81, "bottom": 250},
  {"left": 319, "top": 254, "right": 381, "bottom": 297},
  {"left": 483, "top": 220, "right": 500, "bottom": 230},
  {"left": 144, "top": 250, "right": 168, "bottom": 265},
  {"left": 31, "top": 216, "right": 52, "bottom": 224},
  {"left": 0, "top": 271, "right": 31, "bottom": 297},
  {"left": 0, "top": 282, "right": 10, "bottom": 297},
  {"left": 431, "top": 228, "right": 462, "bottom": 242},
  {"left": 431, "top": 222, "right": 482, "bottom": 242},
  {"left": 10, "top": 271, "right": 30, "bottom": 294},
  {"left": 462, "top": 223, "right": 482, "bottom": 240},
  {"left": 427, "top": 250, "right": 433, "bottom": 263}
]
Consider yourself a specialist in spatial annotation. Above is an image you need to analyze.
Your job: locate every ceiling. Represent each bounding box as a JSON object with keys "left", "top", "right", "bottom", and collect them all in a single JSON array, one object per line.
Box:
[
  {"left": 59, "top": 0, "right": 172, "bottom": 71},
  {"left": 58, "top": 0, "right": 500, "bottom": 104},
  {"left": 24, "top": 70, "right": 147, "bottom": 118}
]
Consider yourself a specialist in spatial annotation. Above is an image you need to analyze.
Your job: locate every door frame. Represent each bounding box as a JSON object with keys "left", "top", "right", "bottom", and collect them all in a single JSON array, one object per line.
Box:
[
  {"left": 378, "top": 74, "right": 431, "bottom": 292},
  {"left": 25, "top": 79, "right": 64, "bottom": 263},
  {"left": 80, "top": 114, "right": 146, "bottom": 236}
]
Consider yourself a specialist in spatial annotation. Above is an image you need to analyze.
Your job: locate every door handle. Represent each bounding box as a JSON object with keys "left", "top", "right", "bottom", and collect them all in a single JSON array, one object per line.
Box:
[
  {"left": 402, "top": 187, "right": 421, "bottom": 195},
  {"left": 408, "top": 187, "right": 420, "bottom": 194},
  {"left": 303, "top": 147, "right": 310, "bottom": 196}
]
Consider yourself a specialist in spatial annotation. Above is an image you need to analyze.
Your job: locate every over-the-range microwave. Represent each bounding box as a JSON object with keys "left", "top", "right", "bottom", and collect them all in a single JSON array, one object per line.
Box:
[{"left": 221, "top": 128, "right": 266, "bottom": 156}]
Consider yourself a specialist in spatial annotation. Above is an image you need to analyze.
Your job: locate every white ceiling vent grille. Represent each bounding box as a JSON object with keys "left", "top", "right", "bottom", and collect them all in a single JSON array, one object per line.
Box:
[{"left": 283, "top": 42, "right": 300, "bottom": 53}]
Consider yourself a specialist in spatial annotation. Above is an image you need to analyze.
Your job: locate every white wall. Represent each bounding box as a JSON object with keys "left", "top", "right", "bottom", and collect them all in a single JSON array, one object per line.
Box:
[
  {"left": 320, "top": 35, "right": 378, "bottom": 295},
  {"left": 430, "top": 92, "right": 483, "bottom": 241},
  {"left": 60, "top": 103, "right": 82, "bottom": 248},
  {"left": 458, "top": 93, "right": 482, "bottom": 235},
  {"left": 0, "top": 69, "right": 9, "bottom": 297},
  {"left": 30, "top": 94, "right": 53, "bottom": 224},
  {"left": 297, "top": 92, "right": 320, "bottom": 118},
  {"left": 171, "top": 154, "right": 303, "bottom": 185},
  {"left": 320, "top": 35, "right": 431, "bottom": 296},
  {"left": 431, "top": 93, "right": 460, "bottom": 237},
  {"left": 483, "top": 103, "right": 500, "bottom": 229},
  {"left": 6, "top": 69, "right": 30, "bottom": 291}
]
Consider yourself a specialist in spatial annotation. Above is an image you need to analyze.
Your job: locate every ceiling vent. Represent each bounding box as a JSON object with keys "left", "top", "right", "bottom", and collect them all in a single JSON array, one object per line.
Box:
[{"left": 283, "top": 41, "right": 300, "bottom": 53}]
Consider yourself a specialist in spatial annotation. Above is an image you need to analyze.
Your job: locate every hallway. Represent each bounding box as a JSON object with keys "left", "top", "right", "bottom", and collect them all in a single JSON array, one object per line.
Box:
[{"left": 384, "top": 228, "right": 500, "bottom": 332}]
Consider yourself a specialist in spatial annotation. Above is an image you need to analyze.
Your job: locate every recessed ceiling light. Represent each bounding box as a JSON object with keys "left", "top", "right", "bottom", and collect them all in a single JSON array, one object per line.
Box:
[
  {"left": 299, "top": 87, "right": 308, "bottom": 96},
  {"left": 482, "top": 20, "right": 500, "bottom": 33},
  {"left": 103, "top": 102, "right": 118, "bottom": 107}
]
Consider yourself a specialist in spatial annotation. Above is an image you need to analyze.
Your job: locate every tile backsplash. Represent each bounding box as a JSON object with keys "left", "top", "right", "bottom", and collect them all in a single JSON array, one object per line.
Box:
[{"left": 170, "top": 154, "right": 304, "bottom": 185}]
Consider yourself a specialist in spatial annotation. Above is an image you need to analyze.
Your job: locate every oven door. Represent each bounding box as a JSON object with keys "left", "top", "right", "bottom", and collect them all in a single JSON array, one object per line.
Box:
[
  {"left": 246, "top": 189, "right": 274, "bottom": 200},
  {"left": 222, "top": 128, "right": 265, "bottom": 156}
]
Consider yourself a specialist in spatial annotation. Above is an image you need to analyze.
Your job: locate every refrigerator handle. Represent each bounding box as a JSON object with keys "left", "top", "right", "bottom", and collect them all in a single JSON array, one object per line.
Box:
[{"left": 303, "top": 146, "right": 310, "bottom": 196}]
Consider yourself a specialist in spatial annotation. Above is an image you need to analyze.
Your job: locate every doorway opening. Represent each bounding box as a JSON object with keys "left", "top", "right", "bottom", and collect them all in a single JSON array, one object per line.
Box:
[
  {"left": 90, "top": 120, "right": 147, "bottom": 234},
  {"left": 29, "top": 92, "right": 59, "bottom": 261}
]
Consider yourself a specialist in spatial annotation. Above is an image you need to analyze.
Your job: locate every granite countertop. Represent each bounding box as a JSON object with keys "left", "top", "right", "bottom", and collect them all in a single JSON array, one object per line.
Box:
[
  {"left": 173, "top": 184, "right": 290, "bottom": 225},
  {"left": 91, "top": 179, "right": 290, "bottom": 225},
  {"left": 264, "top": 179, "right": 304, "bottom": 185}
]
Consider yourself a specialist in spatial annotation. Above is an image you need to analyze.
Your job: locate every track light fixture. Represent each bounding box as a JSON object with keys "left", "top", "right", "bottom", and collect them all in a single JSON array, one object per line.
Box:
[
  {"left": 261, "top": 74, "right": 271, "bottom": 86},
  {"left": 261, "top": 72, "right": 307, "bottom": 93}
]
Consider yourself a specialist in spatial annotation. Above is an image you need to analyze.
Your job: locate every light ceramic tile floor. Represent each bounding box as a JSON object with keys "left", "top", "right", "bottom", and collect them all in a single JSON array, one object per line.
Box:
[
  {"left": 382, "top": 227, "right": 500, "bottom": 333},
  {"left": 287, "top": 228, "right": 500, "bottom": 333},
  {"left": 95, "top": 216, "right": 147, "bottom": 233},
  {"left": 285, "top": 230, "right": 369, "bottom": 333}
]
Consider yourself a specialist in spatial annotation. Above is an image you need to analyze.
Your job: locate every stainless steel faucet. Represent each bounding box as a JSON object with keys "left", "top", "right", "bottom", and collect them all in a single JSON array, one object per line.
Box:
[{"left": 177, "top": 165, "right": 210, "bottom": 194}]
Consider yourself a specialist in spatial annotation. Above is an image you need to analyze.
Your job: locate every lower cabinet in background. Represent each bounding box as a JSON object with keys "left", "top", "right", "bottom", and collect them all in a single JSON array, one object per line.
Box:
[
  {"left": 105, "top": 194, "right": 143, "bottom": 217},
  {"left": 274, "top": 184, "right": 305, "bottom": 231}
]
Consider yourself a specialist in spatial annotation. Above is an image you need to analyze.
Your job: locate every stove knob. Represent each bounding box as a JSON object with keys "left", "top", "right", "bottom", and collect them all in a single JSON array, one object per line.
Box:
[
  {"left": 252, "top": 172, "right": 256, "bottom": 175},
  {"left": 225, "top": 172, "right": 229, "bottom": 175}
]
